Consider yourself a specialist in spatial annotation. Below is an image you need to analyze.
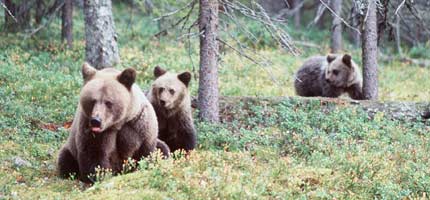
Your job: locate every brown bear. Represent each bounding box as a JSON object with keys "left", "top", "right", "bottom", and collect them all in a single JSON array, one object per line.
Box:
[
  {"left": 294, "top": 54, "right": 364, "bottom": 100},
  {"left": 57, "top": 63, "right": 169, "bottom": 183},
  {"left": 147, "top": 66, "right": 197, "bottom": 153}
]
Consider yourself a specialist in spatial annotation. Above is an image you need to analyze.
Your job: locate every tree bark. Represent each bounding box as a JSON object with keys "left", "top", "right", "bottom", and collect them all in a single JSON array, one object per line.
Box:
[
  {"left": 62, "top": 0, "right": 73, "bottom": 48},
  {"left": 350, "top": 3, "right": 361, "bottom": 47},
  {"left": 35, "top": 0, "right": 44, "bottom": 25},
  {"left": 3, "top": 0, "right": 16, "bottom": 31},
  {"left": 83, "top": 0, "right": 119, "bottom": 69},
  {"left": 330, "top": 0, "right": 342, "bottom": 53},
  {"left": 144, "top": 0, "right": 153, "bottom": 15},
  {"left": 292, "top": 0, "right": 301, "bottom": 28},
  {"left": 4, "top": 0, "right": 30, "bottom": 32},
  {"left": 315, "top": 0, "right": 329, "bottom": 29},
  {"left": 198, "top": 0, "right": 219, "bottom": 123},
  {"left": 395, "top": 15, "right": 402, "bottom": 56},
  {"left": 362, "top": 0, "right": 378, "bottom": 100}
]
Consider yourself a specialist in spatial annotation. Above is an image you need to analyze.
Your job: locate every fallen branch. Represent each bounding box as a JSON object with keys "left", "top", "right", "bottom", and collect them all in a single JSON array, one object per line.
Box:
[
  {"left": 1, "top": 1, "right": 18, "bottom": 22},
  {"left": 380, "top": 54, "right": 430, "bottom": 68},
  {"left": 192, "top": 96, "right": 430, "bottom": 123},
  {"left": 317, "top": 0, "right": 361, "bottom": 35},
  {"left": 153, "top": 0, "right": 196, "bottom": 21},
  {"left": 294, "top": 41, "right": 320, "bottom": 49},
  {"left": 25, "top": 1, "right": 65, "bottom": 38},
  {"left": 307, "top": 0, "right": 327, "bottom": 28},
  {"left": 153, "top": 0, "right": 196, "bottom": 38},
  {"left": 274, "top": 1, "right": 304, "bottom": 19}
]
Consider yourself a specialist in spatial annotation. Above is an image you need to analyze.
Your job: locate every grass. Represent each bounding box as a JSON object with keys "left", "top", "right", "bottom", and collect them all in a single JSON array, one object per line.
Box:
[{"left": 0, "top": 3, "right": 430, "bottom": 199}]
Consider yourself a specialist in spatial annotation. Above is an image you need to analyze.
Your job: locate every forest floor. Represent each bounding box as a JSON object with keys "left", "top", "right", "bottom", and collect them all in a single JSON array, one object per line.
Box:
[{"left": 0, "top": 4, "right": 430, "bottom": 199}]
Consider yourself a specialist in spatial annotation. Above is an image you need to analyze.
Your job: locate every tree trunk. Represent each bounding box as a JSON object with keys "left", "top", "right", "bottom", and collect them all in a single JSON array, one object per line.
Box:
[
  {"left": 330, "top": 0, "right": 342, "bottom": 53},
  {"left": 350, "top": 3, "right": 361, "bottom": 47},
  {"left": 362, "top": 0, "right": 378, "bottom": 100},
  {"left": 3, "top": 0, "right": 30, "bottom": 32},
  {"left": 62, "top": 0, "right": 73, "bottom": 48},
  {"left": 35, "top": 0, "right": 44, "bottom": 25},
  {"left": 144, "top": 0, "right": 153, "bottom": 15},
  {"left": 315, "top": 0, "right": 329, "bottom": 29},
  {"left": 293, "top": 0, "right": 301, "bottom": 28},
  {"left": 198, "top": 0, "right": 219, "bottom": 123},
  {"left": 74, "top": 0, "right": 83, "bottom": 8},
  {"left": 395, "top": 15, "right": 402, "bottom": 56},
  {"left": 83, "top": 0, "right": 119, "bottom": 69},
  {"left": 3, "top": 0, "right": 16, "bottom": 31}
]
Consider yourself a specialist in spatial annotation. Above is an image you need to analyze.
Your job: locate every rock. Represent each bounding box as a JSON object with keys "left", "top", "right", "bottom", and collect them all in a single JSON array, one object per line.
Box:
[
  {"left": 104, "top": 181, "right": 114, "bottom": 190},
  {"left": 47, "top": 164, "right": 55, "bottom": 171},
  {"left": 12, "top": 157, "right": 31, "bottom": 168},
  {"left": 47, "top": 148, "right": 56, "bottom": 157},
  {"left": 10, "top": 191, "right": 18, "bottom": 199}
]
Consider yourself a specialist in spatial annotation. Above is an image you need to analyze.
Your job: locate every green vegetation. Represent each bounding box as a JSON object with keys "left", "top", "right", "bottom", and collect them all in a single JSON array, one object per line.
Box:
[{"left": 0, "top": 3, "right": 429, "bottom": 199}]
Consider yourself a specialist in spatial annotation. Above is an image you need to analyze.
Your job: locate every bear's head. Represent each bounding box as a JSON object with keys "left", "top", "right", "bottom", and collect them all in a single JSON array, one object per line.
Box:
[
  {"left": 325, "top": 54, "right": 360, "bottom": 88},
  {"left": 150, "top": 66, "right": 191, "bottom": 112},
  {"left": 79, "top": 63, "right": 136, "bottom": 133}
]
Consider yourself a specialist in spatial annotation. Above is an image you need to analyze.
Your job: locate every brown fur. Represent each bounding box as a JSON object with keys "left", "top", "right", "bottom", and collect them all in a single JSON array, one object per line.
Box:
[
  {"left": 147, "top": 66, "right": 197, "bottom": 152},
  {"left": 57, "top": 63, "right": 162, "bottom": 183},
  {"left": 294, "top": 54, "right": 364, "bottom": 100}
]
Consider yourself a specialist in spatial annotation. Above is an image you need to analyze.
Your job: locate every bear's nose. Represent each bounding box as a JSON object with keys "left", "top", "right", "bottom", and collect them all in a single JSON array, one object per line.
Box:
[
  {"left": 90, "top": 117, "right": 102, "bottom": 127},
  {"left": 160, "top": 100, "right": 166, "bottom": 106},
  {"left": 325, "top": 78, "right": 331, "bottom": 83}
]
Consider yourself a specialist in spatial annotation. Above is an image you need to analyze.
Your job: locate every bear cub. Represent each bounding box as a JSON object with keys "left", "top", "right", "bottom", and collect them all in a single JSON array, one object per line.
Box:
[
  {"left": 57, "top": 63, "right": 168, "bottom": 183},
  {"left": 294, "top": 54, "right": 364, "bottom": 100},
  {"left": 147, "top": 66, "right": 197, "bottom": 153}
]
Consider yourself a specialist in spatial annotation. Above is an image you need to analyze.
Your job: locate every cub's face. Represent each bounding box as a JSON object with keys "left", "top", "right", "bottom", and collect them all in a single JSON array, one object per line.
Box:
[
  {"left": 325, "top": 54, "right": 354, "bottom": 88},
  {"left": 79, "top": 63, "right": 136, "bottom": 133},
  {"left": 151, "top": 66, "right": 191, "bottom": 111}
]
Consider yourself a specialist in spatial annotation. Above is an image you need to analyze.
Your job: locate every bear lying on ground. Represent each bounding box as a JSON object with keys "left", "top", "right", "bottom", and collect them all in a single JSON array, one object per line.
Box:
[
  {"left": 57, "top": 63, "right": 169, "bottom": 183},
  {"left": 294, "top": 54, "right": 364, "bottom": 100},
  {"left": 147, "top": 66, "right": 197, "bottom": 153}
]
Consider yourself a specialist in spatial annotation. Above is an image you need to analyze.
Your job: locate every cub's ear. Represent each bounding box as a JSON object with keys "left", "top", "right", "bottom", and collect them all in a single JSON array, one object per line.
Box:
[
  {"left": 82, "top": 62, "right": 97, "bottom": 83},
  {"left": 154, "top": 66, "right": 167, "bottom": 78},
  {"left": 178, "top": 71, "right": 191, "bottom": 87},
  {"left": 326, "top": 54, "right": 337, "bottom": 63},
  {"left": 117, "top": 68, "right": 136, "bottom": 90},
  {"left": 342, "top": 54, "right": 352, "bottom": 68}
]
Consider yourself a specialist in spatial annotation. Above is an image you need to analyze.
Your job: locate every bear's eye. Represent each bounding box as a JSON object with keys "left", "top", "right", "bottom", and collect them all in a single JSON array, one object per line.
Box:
[
  {"left": 159, "top": 88, "right": 164, "bottom": 94},
  {"left": 88, "top": 99, "right": 97, "bottom": 108},
  {"left": 169, "top": 89, "right": 175, "bottom": 95},
  {"left": 105, "top": 101, "right": 113, "bottom": 109},
  {"left": 332, "top": 70, "right": 339, "bottom": 76}
]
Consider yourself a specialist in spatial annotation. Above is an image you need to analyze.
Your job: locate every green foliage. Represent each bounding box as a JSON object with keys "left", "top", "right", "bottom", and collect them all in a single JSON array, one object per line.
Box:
[
  {"left": 231, "top": 19, "right": 281, "bottom": 49},
  {"left": 407, "top": 42, "right": 430, "bottom": 59}
]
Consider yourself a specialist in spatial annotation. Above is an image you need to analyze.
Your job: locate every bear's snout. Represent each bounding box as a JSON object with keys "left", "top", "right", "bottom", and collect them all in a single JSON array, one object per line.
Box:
[
  {"left": 90, "top": 117, "right": 102, "bottom": 133},
  {"left": 160, "top": 100, "right": 166, "bottom": 106},
  {"left": 90, "top": 117, "right": 101, "bottom": 127}
]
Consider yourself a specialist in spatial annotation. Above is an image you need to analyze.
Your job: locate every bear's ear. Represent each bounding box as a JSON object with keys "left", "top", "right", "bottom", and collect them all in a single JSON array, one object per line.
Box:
[
  {"left": 154, "top": 66, "right": 167, "bottom": 78},
  {"left": 342, "top": 54, "right": 352, "bottom": 68},
  {"left": 82, "top": 62, "right": 97, "bottom": 83},
  {"left": 117, "top": 68, "right": 136, "bottom": 90},
  {"left": 178, "top": 71, "right": 192, "bottom": 87},
  {"left": 326, "top": 54, "right": 337, "bottom": 63}
]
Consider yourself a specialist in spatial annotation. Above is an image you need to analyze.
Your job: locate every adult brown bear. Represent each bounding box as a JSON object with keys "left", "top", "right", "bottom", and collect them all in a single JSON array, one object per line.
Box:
[{"left": 57, "top": 63, "right": 169, "bottom": 183}]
